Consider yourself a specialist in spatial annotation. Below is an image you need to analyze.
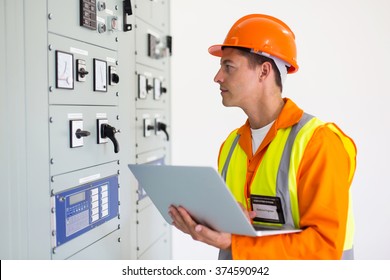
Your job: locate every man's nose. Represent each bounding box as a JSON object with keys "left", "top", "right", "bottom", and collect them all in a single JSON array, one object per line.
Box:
[{"left": 214, "top": 68, "right": 223, "bottom": 83}]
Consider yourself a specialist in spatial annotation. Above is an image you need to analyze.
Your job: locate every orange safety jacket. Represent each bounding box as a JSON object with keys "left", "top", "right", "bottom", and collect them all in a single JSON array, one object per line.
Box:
[{"left": 217, "top": 98, "right": 357, "bottom": 259}]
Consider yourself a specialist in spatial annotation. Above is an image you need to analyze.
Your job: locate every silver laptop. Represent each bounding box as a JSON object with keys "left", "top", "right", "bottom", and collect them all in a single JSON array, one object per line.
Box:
[{"left": 128, "top": 164, "right": 301, "bottom": 237}]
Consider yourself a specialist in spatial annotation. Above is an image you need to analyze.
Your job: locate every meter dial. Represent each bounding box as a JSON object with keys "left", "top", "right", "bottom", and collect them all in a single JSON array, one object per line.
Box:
[
  {"left": 55, "top": 51, "right": 74, "bottom": 89},
  {"left": 94, "top": 59, "right": 107, "bottom": 92}
]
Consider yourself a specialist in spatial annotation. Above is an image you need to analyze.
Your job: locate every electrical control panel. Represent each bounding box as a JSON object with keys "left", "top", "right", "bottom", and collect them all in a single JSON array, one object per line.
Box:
[{"left": 1, "top": 0, "right": 172, "bottom": 260}]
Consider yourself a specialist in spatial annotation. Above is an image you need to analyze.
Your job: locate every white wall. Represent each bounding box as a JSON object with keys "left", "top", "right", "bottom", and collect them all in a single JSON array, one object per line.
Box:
[{"left": 170, "top": 0, "right": 390, "bottom": 259}]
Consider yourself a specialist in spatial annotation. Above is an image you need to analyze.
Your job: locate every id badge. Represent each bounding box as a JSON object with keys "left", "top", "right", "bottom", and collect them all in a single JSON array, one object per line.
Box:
[{"left": 250, "top": 194, "right": 285, "bottom": 224}]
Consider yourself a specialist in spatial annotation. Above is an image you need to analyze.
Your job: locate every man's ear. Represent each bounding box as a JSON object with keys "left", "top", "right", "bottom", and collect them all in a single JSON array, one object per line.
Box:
[{"left": 258, "top": 62, "right": 272, "bottom": 81}]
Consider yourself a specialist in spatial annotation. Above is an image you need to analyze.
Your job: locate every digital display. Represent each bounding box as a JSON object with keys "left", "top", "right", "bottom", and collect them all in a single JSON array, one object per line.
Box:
[{"left": 69, "top": 192, "right": 86, "bottom": 205}]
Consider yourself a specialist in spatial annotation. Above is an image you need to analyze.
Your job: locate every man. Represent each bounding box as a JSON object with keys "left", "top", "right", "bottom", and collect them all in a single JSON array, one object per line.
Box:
[{"left": 169, "top": 14, "right": 357, "bottom": 259}]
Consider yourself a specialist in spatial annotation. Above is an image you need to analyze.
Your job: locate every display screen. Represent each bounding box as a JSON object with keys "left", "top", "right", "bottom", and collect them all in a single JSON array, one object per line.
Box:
[{"left": 69, "top": 192, "right": 86, "bottom": 205}]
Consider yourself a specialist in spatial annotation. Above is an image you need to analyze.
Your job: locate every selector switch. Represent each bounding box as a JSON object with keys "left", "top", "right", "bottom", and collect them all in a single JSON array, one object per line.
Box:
[
  {"left": 97, "top": 119, "right": 108, "bottom": 144},
  {"left": 70, "top": 119, "right": 90, "bottom": 148},
  {"left": 109, "top": 66, "right": 119, "bottom": 85},
  {"left": 76, "top": 59, "right": 89, "bottom": 82},
  {"left": 100, "top": 123, "right": 120, "bottom": 153}
]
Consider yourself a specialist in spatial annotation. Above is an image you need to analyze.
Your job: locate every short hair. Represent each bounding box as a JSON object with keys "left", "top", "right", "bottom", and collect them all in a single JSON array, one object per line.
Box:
[{"left": 222, "top": 46, "right": 283, "bottom": 91}]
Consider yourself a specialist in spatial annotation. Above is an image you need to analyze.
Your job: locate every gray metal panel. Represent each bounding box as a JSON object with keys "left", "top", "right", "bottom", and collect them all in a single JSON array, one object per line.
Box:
[
  {"left": 52, "top": 219, "right": 120, "bottom": 259},
  {"left": 0, "top": 0, "right": 53, "bottom": 259},
  {"left": 48, "top": 34, "right": 119, "bottom": 106},
  {"left": 48, "top": 0, "right": 119, "bottom": 51},
  {"left": 0, "top": 0, "right": 30, "bottom": 259},
  {"left": 49, "top": 105, "right": 120, "bottom": 176},
  {"left": 135, "top": 19, "right": 169, "bottom": 71},
  {"left": 115, "top": 0, "right": 138, "bottom": 260},
  {"left": 135, "top": 149, "right": 166, "bottom": 164},
  {"left": 134, "top": 0, "right": 170, "bottom": 33},
  {"left": 138, "top": 234, "right": 172, "bottom": 260},
  {"left": 136, "top": 198, "right": 170, "bottom": 256},
  {"left": 50, "top": 162, "right": 120, "bottom": 194},
  {"left": 25, "top": 0, "right": 53, "bottom": 258},
  {"left": 67, "top": 230, "right": 122, "bottom": 260}
]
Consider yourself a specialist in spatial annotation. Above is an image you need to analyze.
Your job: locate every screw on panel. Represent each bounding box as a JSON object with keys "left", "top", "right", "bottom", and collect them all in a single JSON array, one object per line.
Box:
[
  {"left": 49, "top": 86, "right": 53, "bottom": 92},
  {"left": 115, "top": 37, "right": 118, "bottom": 42},
  {"left": 116, "top": 92, "right": 119, "bottom": 97},
  {"left": 117, "top": 160, "right": 120, "bottom": 165},
  {"left": 50, "top": 158, "right": 54, "bottom": 165},
  {"left": 51, "top": 176, "right": 55, "bottom": 182},
  {"left": 115, "top": 5, "right": 118, "bottom": 10},
  {"left": 48, "top": 13, "right": 53, "bottom": 20},
  {"left": 118, "top": 237, "right": 121, "bottom": 243},
  {"left": 116, "top": 115, "right": 120, "bottom": 120},
  {"left": 51, "top": 230, "right": 56, "bottom": 236},
  {"left": 49, "top": 117, "right": 53, "bottom": 123},
  {"left": 52, "top": 247, "right": 56, "bottom": 254},
  {"left": 118, "top": 224, "right": 121, "bottom": 229},
  {"left": 48, "top": 44, "right": 53, "bottom": 51}
]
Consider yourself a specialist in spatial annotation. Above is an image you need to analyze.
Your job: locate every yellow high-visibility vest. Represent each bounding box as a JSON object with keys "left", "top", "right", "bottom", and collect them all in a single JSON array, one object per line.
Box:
[{"left": 218, "top": 113, "right": 356, "bottom": 259}]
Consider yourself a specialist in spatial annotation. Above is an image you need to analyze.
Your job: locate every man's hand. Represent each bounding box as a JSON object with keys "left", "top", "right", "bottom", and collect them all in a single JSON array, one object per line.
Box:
[{"left": 168, "top": 205, "right": 232, "bottom": 250}]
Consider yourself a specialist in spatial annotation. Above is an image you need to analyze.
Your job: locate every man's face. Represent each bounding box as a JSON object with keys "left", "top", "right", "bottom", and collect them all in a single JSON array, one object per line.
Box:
[{"left": 214, "top": 48, "right": 261, "bottom": 109}]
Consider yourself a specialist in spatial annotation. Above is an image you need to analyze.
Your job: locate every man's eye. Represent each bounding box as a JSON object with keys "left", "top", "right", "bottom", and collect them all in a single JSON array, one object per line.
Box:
[{"left": 225, "top": 65, "right": 232, "bottom": 71}]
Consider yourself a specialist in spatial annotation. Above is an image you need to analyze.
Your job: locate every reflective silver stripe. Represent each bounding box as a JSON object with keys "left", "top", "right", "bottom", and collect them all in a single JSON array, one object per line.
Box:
[
  {"left": 276, "top": 113, "right": 314, "bottom": 228},
  {"left": 342, "top": 247, "right": 354, "bottom": 260},
  {"left": 221, "top": 134, "right": 240, "bottom": 181},
  {"left": 218, "top": 248, "right": 233, "bottom": 260}
]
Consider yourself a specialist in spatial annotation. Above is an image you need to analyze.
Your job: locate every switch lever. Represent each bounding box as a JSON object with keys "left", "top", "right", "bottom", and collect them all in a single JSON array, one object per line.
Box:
[
  {"left": 156, "top": 122, "right": 169, "bottom": 141},
  {"left": 101, "top": 123, "right": 120, "bottom": 153},
  {"left": 75, "top": 129, "right": 91, "bottom": 138}
]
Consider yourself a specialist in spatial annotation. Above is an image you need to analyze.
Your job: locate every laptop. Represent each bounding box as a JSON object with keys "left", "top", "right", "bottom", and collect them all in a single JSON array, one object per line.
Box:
[{"left": 128, "top": 164, "right": 301, "bottom": 237}]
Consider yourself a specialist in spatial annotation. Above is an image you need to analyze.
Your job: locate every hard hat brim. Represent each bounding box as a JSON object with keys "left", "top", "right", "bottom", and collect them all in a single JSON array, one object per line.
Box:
[{"left": 208, "top": 44, "right": 225, "bottom": 57}]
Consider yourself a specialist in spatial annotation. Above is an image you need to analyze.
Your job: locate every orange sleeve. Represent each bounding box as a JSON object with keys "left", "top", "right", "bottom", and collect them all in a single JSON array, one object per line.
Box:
[{"left": 231, "top": 126, "right": 351, "bottom": 259}]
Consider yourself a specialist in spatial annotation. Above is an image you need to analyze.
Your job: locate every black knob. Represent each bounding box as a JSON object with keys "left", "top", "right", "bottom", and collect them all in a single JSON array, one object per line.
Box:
[
  {"left": 75, "top": 129, "right": 91, "bottom": 139},
  {"left": 101, "top": 123, "right": 120, "bottom": 153},
  {"left": 111, "top": 73, "right": 119, "bottom": 84},
  {"left": 79, "top": 68, "right": 89, "bottom": 78}
]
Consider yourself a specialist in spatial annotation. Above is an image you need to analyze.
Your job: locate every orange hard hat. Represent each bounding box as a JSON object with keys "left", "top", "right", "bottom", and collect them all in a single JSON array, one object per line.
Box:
[{"left": 208, "top": 14, "right": 298, "bottom": 73}]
